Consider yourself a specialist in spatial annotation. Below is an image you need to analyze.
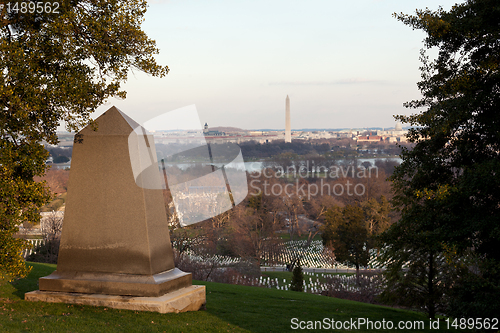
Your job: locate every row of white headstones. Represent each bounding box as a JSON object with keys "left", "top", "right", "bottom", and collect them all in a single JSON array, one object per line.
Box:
[
  {"left": 231, "top": 271, "right": 381, "bottom": 294},
  {"left": 184, "top": 240, "right": 384, "bottom": 269}
]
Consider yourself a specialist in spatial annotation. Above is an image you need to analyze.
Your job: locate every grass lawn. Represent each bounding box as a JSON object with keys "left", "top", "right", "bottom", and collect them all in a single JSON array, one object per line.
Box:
[
  {"left": 40, "top": 193, "right": 67, "bottom": 212},
  {"left": 0, "top": 262, "right": 455, "bottom": 332},
  {"left": 277, "top": 233, "right": 322, "bottom": 242}
]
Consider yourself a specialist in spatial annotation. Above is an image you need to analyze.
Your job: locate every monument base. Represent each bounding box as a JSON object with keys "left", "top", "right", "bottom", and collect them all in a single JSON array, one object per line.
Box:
[
  {"left": 39, "top": 268, "right": 191, "bottom": 297},
  {"left": 25, "top": 285, "right": 206, "bottom": 314}
]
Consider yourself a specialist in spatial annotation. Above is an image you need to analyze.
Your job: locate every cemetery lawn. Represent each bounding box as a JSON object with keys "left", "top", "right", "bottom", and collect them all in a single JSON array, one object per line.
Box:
[
  {"left": 0, "top": 262, "right": 451, "bottom": 333},
  {"left": 278, "top": 233, "right": 322, "bottom": 242}
]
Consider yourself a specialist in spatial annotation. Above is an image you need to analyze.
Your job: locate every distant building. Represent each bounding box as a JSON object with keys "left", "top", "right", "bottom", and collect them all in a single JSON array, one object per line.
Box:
[
  {"left": 395, "top": 121, "right": 403, "bottom": 131},
  {"left": 203, "top": 123, "right": 226, "bottom": 136},
  {"left": 368, "top": 120, "right": 408, "bottom": 143},
  {"left": 356, "top": 135, "right": 383, "bottom": 143},
  {"left": 285, "top": 96, "right": 291, "bottom": 143},
  {"left": 295, "top": 131, "right": 336, "bottom": 140},
  {"left": 377, "top": 120, "right": 406, "bottom": 136}
]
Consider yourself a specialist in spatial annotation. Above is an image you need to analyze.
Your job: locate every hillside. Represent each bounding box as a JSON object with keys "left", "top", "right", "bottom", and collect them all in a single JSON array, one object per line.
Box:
[{"left": 0, "top": 262, "right": 449, "bottom": 332}]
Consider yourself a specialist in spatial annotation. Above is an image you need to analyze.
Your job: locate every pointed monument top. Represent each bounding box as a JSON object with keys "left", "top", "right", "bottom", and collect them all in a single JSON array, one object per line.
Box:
[
  {"left": 79, "top": 106, "right": 142, "bottom": 136},
  {"left": 286, "top": 95, "right": 289, "bottom": 100}
]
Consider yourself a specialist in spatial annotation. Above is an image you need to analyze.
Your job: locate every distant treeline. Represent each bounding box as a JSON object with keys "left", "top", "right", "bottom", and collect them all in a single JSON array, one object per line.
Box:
[
  {"left": 46, "top": 138, "right": 411, "bottom": 165},
  {"left": 239, "top": 138, "right": 410, "bottom": 160},
  {"left": 47, "top": 147, "right": 72, "bottom": 163},
  {"left": 239, "top": 140, "right": 333, "bottom": 159}
]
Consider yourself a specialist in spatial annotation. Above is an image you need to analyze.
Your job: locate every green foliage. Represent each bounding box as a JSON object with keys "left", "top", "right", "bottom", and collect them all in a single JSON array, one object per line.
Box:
[
  {"left": 360, "top": 196, "right": 391, "bottom": 235},
  {"left": 0, "top": 0, "right": 167, "bottom": 282},
  {"left": 52, "top": 155, "right": 69, "bottom": 164},
  {"left": 0, "top": 140, "right": 48, "bottom": 281},
  {"left": 384, "top": 0, "right": 500, "bottom": 318},
  {"left": 247, "top": 192, "right": 263, "bottom": 211},
  {"left": 322, "top": 205, "right": 373, "bottom": 279},
  {"left": 290, "top": 262, "right": 303, "bottom": 292},
  {"left": 378, "top": 242, "right": 453, "bottom": 319},
  {"left": 40, "top": 193, "right": 67, "bottom": 212},
  {"left": 0, "top": 231, "right": 32, "bottom": 282}
]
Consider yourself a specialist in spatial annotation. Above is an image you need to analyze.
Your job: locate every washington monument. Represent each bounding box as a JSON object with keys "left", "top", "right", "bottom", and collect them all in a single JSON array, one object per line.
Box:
[{"left": 285, "top": 95, "right": 291, "bottom": 143}]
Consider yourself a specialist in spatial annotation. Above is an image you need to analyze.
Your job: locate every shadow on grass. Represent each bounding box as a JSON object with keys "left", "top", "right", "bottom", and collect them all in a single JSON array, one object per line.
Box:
[{"left": 8, "top": 262, "right": 56, "bottom": 299}]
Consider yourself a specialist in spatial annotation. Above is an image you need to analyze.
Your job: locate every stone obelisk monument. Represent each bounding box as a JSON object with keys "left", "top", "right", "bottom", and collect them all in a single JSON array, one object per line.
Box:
[
  {"left": 25, "top": 106, "right": 205, "bottom": 313},
  {"left": 285, "top": 95, "right": 291, "bottom": 143}
]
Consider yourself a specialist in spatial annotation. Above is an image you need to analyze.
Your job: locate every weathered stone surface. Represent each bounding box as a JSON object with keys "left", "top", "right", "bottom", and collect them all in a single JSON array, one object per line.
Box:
[
  {"left": 39, "top": 268, "right": 192, "bottom": 297},
  {"left": 25, "top": 285, "right": 206, "bottom": 314},
  {"left": 27, "top": 107, "right": 205, "bottom": 312},
  {"left": 56, "top": 106, "right": 174, "bottom": 275}
]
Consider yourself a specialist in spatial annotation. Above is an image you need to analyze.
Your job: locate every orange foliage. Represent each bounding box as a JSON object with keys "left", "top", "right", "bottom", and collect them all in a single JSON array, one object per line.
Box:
[{"left": 35, "top": 168, "right": 70, "bottom": 195}]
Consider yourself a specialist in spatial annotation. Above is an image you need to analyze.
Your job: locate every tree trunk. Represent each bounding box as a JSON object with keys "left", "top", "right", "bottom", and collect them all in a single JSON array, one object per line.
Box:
[
  {"left": 427, "top": 251, "right": 436, "bottom": 319},
  {"left": 306, "top": 228, "right": 320, "bottom": 247},
  {"left": 356, "top": 263, "right": 360, "bottom": 286}
]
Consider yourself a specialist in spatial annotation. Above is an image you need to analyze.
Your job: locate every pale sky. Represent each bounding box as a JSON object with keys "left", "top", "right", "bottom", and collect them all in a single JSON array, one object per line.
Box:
[{"left": 93, "top": 0, "right": 460, "bottom": 131}]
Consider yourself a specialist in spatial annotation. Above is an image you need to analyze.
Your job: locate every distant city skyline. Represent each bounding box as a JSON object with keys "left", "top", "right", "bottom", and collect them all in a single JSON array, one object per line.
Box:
[
  {"left": 145, "top": 123, "right": 409, "bottom": 132},
  {"left": 73, "top": 0, "right": 459, "bottom": 131}
]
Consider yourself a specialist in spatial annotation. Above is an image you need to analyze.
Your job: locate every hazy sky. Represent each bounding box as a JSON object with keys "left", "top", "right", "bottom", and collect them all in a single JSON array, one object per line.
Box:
[{"left": 94, "top": 0, "right": 460, "bottom": 130}]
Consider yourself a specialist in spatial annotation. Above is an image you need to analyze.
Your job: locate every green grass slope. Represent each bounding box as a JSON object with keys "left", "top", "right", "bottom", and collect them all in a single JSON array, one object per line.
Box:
[{"left": 0, "top": 262, "right": 453, "bottom": 332}]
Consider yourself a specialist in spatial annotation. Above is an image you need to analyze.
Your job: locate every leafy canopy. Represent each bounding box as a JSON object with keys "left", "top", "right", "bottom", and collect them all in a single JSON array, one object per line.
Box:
[
  {"left": 383, "top": 0, "right": 500, "bottom": 318},
  {"left": 0, "top": 0, "right": 168, "bottom": 281},
  {"left": 290, "top": 261, "right": 304, "bottom": 292},
  {"left": 322, "top": 205, "right": 373, "bottom": 276}
]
